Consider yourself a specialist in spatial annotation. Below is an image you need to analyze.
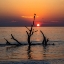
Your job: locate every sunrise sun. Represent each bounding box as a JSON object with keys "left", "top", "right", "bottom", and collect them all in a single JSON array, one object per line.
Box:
[{"left": 37, "top": 24, "right": 40, "bottom": 27}]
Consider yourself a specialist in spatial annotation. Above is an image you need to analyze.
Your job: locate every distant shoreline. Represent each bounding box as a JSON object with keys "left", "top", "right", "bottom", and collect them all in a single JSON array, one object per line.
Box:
[{"left": 0, "top": 26, "right": 64, "bottom": 27}]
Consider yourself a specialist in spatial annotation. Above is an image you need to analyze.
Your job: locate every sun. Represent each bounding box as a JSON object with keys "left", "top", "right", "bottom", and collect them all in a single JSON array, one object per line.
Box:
[{"left": 37, "top": 24, "right": 40, "bottom": 27}]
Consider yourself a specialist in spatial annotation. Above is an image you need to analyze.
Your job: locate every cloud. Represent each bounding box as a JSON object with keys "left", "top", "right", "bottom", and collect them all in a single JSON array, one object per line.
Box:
[{"left": 21, "top": 16, "right": 39, "bottom": 18}]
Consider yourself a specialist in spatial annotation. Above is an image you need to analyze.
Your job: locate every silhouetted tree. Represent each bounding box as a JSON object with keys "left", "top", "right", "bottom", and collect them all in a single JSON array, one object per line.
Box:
[
  {"left": 25, "top": 14, "right": 38, "bottom": 46},
  {"left": 11, "top": 34, "right": 21, "bottom": 45},
  {"left": 40, "top": 30, "right": 49, "bottom": 45}
]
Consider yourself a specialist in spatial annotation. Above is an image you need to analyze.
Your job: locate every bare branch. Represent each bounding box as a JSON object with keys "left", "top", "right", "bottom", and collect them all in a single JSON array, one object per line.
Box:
[
  {"left": 11, "top": 34, "right": 21, "bottom": 45},
  {"left": 11, "top": 34, "right": 14, "bottom": 39},
  {"left": 40, "top": 30, "right": 43, "bottom": 34},
  {"left": 25, "top": 26, "right": 30, "bottom": 31},
  {"left": 26, "top": 31, "right": 29, "bottom": 35},
  {"left": 4, "top": 38, "right": 11, "bottom": 45},
  {"left": 31, "top": 30, "right": 38, "bottom": 35},
  {"left": 47, "top": 38, "right": 49, "bottom": 42},
  {"left": 40, "top": 30, "right": 49, "bottom": 45},
  {"left": 32, "top": 14, "right": 36, "bottom": 26},
  {"left": 34, "top": 30, "right": 38, "bottom": 32},
  {"left": 34, "top": 13, "right": 36, "bottom": 20},
  {"left": 33, "top": 21, "right": 34, "bottom": 26}
]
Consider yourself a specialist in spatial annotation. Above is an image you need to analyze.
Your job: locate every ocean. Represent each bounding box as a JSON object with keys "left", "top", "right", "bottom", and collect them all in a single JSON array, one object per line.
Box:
[{"left": 0, "top": 27, "right": 64, "bottom": 64}]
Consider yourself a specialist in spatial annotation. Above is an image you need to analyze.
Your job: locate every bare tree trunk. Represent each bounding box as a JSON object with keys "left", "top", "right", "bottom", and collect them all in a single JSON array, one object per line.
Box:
[
  {"left": 28, "top": 35, "right": 31, "bottom": 45},
  {"left": 40, "top": 30, "right": 49, "bottom": 45},
  {"left": 25, "top": 14, "right": 38, "bottom": 46}
]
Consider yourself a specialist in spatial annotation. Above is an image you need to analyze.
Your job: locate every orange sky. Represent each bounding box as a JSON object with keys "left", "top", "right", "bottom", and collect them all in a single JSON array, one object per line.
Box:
[
  {"left": 0, "top": 0, "right": 64, "bottom": 26},
  {"left": 0, "top": 0, "right": 64, "bottom": 17}
]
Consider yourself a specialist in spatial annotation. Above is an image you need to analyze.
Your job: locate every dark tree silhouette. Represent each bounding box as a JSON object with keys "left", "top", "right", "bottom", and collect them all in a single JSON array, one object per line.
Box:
[
  {"left": 11, "top": 34, "right": 21, "bottom": 45},
  {"left": 40, "top": 30, "right": 49, "bottom": 45},
  {"left": 25, "top": 14, "right": 38, "bottom": 46},
  {"left": 2, "top": 14, "right": 55, "bottom": 46}
]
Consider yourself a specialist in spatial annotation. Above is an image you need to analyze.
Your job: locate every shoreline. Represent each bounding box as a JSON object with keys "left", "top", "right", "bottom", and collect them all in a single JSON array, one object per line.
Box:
[{"left": 0, "top": 59, "right": 64, "bottom": 64}]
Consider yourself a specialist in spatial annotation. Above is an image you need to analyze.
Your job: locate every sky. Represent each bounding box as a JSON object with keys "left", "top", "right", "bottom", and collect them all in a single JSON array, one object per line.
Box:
[{"left": 0, "top": 0, "right": 64, "bottom": 27}]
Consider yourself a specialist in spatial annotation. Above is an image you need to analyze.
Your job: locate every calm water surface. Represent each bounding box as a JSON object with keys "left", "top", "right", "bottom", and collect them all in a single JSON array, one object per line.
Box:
[{"left": 0, "top": 27, "right": 64, "bottom": 61}]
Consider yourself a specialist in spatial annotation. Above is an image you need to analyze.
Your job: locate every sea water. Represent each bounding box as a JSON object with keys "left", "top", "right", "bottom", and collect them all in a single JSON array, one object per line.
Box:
[{"left": 0, "top": 27, "right": 64, "bottom": 64}]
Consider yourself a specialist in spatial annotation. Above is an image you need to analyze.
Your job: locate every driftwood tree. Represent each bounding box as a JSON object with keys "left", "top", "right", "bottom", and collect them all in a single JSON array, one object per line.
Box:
[
  {"left": 25, "top": 14, "right": 38, "bottom": 46},
  {"left": 3, "top": 13, "right": 55, "bottom": 46},
  {"left": 11, "top": 34, "right": 21, "bottom": 45},
  {"left": 4, "top": 34, "right": 21, "bottom": 45},
  {"left": 40, "top": 30, "right": 49, "bottom": 45}
]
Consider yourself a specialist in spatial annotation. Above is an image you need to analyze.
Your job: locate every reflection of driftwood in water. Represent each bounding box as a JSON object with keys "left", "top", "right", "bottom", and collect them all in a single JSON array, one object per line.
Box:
[
  {"left": 40, "top": 30, "right": 49, "bottom": 45},
  {"left": 6, "top": 45, "right": 17, "bottom": 51},
  {"left": 43, "top": 45, "right": 48, "bottom": 58},
  {"left": 25, "top": 14, "right": 38, "bottom": 46},
  {"left": 11, "top": 34, "right": 22, "bottom": 45},
  {"left": 4, "top": 38, "right": 11, "bottom": 45},
  {"left": 27, "top": 45, "right": 32, "bottom": 59}
]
